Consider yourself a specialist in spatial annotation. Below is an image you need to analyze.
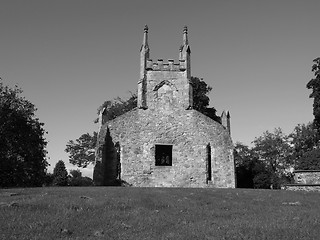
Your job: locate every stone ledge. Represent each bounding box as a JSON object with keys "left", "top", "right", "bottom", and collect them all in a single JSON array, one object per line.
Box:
[
  {"left": 283, "top": 184, "right": 320, "bottom": 192},
  {"left": 294, "top": 170, "right": 320, "bottom": 173}
]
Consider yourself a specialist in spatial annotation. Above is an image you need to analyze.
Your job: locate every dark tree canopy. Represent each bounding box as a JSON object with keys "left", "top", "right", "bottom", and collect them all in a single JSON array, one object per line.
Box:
[
  {"left": 53, "top": 160, "right": 68, "bottom": 186},
  {"left": 0, "top": 81, "right": 48, "bottom": 187},
  {"left": 69, "top": 169, "right": 93, "bottom": 186},
  {"left": 191, "top": 76, "right": 212, "bottom": 112},
  {"left": 296, "top": 149, "right": 320, "bottom": 170},
  {"left": 191, "top": 76, "right": 221, "bottom": 122},
  {"left": 234, "top": 142, "right": 271, "bottom": 189},
  {"left": 307, "top": 57, "right": 320, "bottom": 129}
]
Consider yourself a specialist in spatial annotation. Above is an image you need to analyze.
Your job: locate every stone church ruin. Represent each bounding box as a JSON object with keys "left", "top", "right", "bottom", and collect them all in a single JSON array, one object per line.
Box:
[{"left": 93, "top": 26, "right": 235, "bottom": 188}]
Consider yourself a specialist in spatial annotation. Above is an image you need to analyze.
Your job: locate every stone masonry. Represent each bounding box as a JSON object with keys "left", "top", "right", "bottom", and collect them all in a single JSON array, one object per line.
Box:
[
  {"left": 284, "top": 170, "right": 320, "bottom": 192},
  {"left": 93, "top": 26, "right": 235, "bottom": 188}
]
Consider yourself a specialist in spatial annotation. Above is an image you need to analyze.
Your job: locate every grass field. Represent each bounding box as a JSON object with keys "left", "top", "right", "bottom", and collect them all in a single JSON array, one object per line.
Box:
[{"left": 0, "top": 187, "right": 320, "bottom": 240}]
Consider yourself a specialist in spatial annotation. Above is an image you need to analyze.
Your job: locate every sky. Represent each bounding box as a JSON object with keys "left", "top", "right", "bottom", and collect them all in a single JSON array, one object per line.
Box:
[{"left": 0, "top": 0, "right": 318, "bottom": 177}]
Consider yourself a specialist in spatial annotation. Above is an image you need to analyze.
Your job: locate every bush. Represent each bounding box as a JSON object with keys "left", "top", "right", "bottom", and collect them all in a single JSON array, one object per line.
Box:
[
  {"left": 68, "top": 169, "right": 93, "bottom": 186},
  {"left": 43, "top": 172, "right": 54, "bottom": 186}
]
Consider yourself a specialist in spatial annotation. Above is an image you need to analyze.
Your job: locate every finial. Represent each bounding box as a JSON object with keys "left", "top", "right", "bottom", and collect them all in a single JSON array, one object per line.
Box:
[
  {"left": 183, "top": 26, "right": 188, "bottom": 45},
  {"left": 183, "top": 26, "right": 188, "bottom": 34},
  {"left": 144, "top": 25, "right": 148, "bottom": 33}
]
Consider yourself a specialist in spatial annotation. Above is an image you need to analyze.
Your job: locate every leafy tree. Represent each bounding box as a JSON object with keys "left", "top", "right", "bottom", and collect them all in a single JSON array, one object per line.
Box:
[
  {"left": 53, "top": 160, "right": 68, "bottom": 186},
  {"left": 289, "top": 123, "right": 319, "bottom": 168},
  {"left": 295, "top": 149, "right": 320, "bottom": 170},
  {"left": 307, "top": 57, "right": 320, "bottom": 129},
  {"left": 234, "top": 142, "right": 256, "bottom": 188},
  {"left": 65, "top": 132, "right": 97, "bottom": 168},
  {"left": 234, "top": 142, "right": 271, "bottom": 189},
  {"left": 70, "top": 169, "right": 82, "bottom": 179},
  {"left": 0, "top": 81, "right": 48, "bottom": 187},
  {"left": 252, "top": 128, "right": 293, "bottom": 188},
  {"left": 191, "top": 76, "right": 220, "bottom": 122},
  {"left": 191, "top": 77, "right": 212, "bottom": 112},
  {"left": 69, "top": 169, "right": 93, "bottom": 186},
  {"left": 44, "top": 172, "right": 54, "bottom": 186},
  {"left": 96, "top": 93, "right": 137, "bottom": 122}
]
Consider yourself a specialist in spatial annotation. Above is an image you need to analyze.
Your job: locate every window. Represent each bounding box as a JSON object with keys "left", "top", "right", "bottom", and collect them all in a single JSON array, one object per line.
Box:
[
  {"left": 206, "top": 143, "right": 212, "bottom": 182},
  {"left": 155, "top": 144, "right": 172, "bottom": 166}
]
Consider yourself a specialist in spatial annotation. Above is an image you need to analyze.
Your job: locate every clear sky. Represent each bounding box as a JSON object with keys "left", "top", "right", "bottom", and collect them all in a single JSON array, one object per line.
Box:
[{"left": 0, "top": 0, "right": 318, "bottom": 176}]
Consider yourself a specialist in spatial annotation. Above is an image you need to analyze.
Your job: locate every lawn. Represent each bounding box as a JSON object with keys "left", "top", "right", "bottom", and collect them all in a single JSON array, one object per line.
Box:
[{"left": 0, "top": 187, "right": 320, "bottom": 240}]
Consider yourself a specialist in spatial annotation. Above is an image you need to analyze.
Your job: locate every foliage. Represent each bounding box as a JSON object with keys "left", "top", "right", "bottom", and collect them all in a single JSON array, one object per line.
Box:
[
  {"left": 252, "top": 128, "right": 293, "bottom": 188},
  {"left": 289, "top": 123, "right": 318, "bottom": 158},
  {"left": 289, "top": 122, "right": 319, "bottom": 169},
  {"left": 307, "top": 57, "right": 320, "bottom": 129},
  {"left": 70, "top": 169, "right": 82, "bottom": 179},
  {"left": 1, "top": 187, "right": 320, "bottom": 239},
  {"left": 234, "top": 142, "right": 272, "bottom": 189},
  {"left": 191, "top": 76, "right": 211, "bottom": 111},
  {"left": 65, "top": 132, "right": 97, "bottom": 168},
  {"left": 95, "top": 77, "right": 220, "bottom": 123},
  {"left": 295, "top": 149, "right": 320, "bottom": 170},
  {"left": 53, "top": 160, "right": 68, "bottom": 186},
  {"left": 191, "top": 76, "right": 221, "bottom": 122},
  {"left": 234, "top": 142, "right": 255, "bottom": 188},
  {"left": 235, "top": 123, "right": 320, "bottom": 188},
  {"left": 68, "top": 169, "right": 93, "bottom": 186},
  {"left": 96, "top": 93, "right": 137, "bottom": 122},
  {"left": 43, "top": 172, "right": 54, "bottom": 186},
  {"left": 0, "top": 81, "right": 48, "bottom": 187},
  {"left": 252, "top": 172, "right": 272, "bottom": 189}
]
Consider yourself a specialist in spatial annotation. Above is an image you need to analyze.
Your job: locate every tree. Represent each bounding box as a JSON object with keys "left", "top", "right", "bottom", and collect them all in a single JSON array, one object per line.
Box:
[
  {"left": 69, "top": 169, "right": 82, "bottom": 179},
  {"left": 44, "top": 172, "right": 54, "bottom": 186},
  {"left": 307, "top": 57, "right": 320, "bottom": 129},
  {"left": 234, "top": 142, "right": 271, "bottom": 189},
  {"left": 96, "top": 93, "right": 137, "bottom": 122},
  {"left": 68, "top": 169, "right": 93, "bottom": 186},
  {"left": 191, "top": 76, "right": 220, "bottom": 122},
  {"left": 234, "top": 142, "right": 256, "bottom": 188},
  {"left": 53, "top": 160, "right": 68, "bottom": 186},
  {"left": 65, "top": 132, "right": 97, "bottom": 168},
  {"left": 296, "top": 149, "right": 320, "bottom": 170},
  {"left": 0, "top": 81, "right": 48, "bottom": 187},
  {"left": 252, "top": 128, "right": 293, "bottom": 188},
  {"left": 289, "top": 123, "right": 319, "bottom": 168}
]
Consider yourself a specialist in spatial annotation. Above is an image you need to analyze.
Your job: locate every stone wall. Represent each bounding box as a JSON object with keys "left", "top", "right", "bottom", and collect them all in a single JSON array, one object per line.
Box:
[
  {"left": 94, "top": 107, "right": 235, "bottom": 188},
  {"left": 283, "top": 170, "right": 320, "bottom": 192},
  {"left": 294, "top": 170, "right": 320, "bottom": 184},
  {"left": 94, "top": 25, "right": 235, "bottom": 188},
  {"left": 284, "top": 185, "right": 320, "bottom": 192}
]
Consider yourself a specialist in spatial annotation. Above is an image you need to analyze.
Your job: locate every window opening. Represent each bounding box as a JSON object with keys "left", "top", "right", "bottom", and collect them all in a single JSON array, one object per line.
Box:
[
  {"left": 155, "top": 144, "right": 172, "bottom": 166},
  {"left": 206, "top": 143, "right": 212, "bottom": 182}
]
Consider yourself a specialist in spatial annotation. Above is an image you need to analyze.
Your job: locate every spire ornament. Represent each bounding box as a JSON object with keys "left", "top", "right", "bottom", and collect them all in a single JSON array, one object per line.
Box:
[
  {"left": 183, "top": 26, "right": 188, "bottom": 45},
  {"left": 144, "top": 25, "right": 148, "bottom": 33}
]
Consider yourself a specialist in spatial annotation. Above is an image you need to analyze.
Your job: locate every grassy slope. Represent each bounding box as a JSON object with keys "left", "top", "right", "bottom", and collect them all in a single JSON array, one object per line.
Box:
[{"left": 0, "top": 187, "right": 320, "bottom": 240}]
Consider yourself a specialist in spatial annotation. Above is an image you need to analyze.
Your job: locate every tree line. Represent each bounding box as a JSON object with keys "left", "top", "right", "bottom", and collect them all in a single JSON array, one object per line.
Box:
[
  {"left": 1, "top": 57, "right": 320, "bottom": 188},
  {"left": 235, "top": 124, "right": 320, "bottom": 189}
]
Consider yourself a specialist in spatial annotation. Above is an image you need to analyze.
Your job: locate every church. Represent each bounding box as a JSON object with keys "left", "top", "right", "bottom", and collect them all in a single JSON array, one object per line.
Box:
[{"left": 93, "top": 26, "right": 235, "bottom": 188}]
